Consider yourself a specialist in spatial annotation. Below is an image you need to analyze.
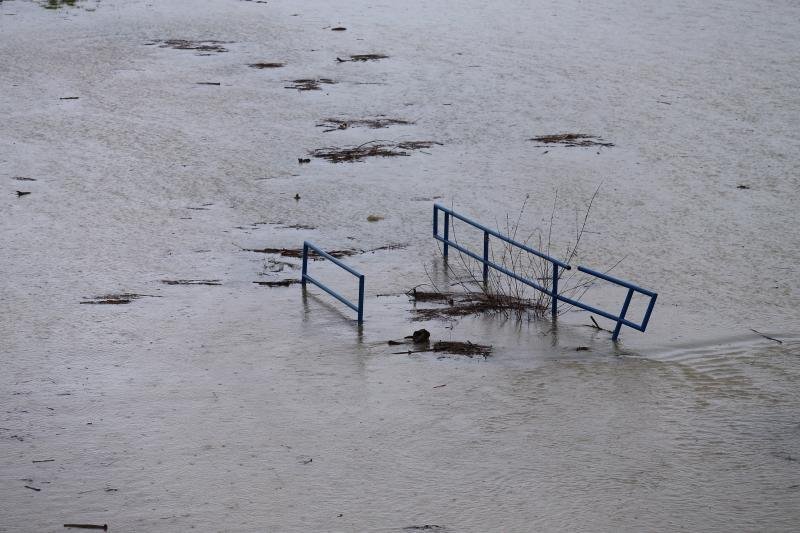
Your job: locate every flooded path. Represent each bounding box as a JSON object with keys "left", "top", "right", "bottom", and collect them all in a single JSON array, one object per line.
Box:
[{"left": 1, "top": 0, "right": 799, "bottom": 530}]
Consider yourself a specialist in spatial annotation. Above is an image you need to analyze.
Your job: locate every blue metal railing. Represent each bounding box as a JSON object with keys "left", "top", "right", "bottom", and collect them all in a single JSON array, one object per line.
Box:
[
  {"left": 301, "top": 241, "right": 365, "bottom": 323},
  {"left": 433, "top": 204, "right": 658, "bottom": 340}
]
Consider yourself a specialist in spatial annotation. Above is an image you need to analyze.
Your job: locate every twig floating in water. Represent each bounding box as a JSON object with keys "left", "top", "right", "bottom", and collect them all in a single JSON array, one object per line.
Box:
[
  {"left": 63, "top": 525, "right": 108, "bottom": 531},
  {"left": 750, "top": 328, "right": 783, "bottom": 344}
]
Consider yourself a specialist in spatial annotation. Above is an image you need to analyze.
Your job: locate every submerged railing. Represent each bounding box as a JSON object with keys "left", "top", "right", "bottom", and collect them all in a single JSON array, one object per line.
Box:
[
  {"left": 301, "top": 241, "right": 365, "bottom": 323},
  {"left": 433, "top": 204, "right": 657, "bottom": 340}
]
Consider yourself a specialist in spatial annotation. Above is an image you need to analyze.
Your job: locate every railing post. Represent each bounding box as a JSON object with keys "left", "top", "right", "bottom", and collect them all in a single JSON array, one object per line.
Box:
[
  {"left": 357, "top": 275, "right": 365, "bottom": 323},
  {"left": 432, "top": 205, "right": 438, "bottom": 236},
  {"left": 551, "top": 263, "right": 558, "bottom": 320},
  {"left": 301, "top": 242, "right": 309, "bottom": 286},
  {"left": 443, "top": 212, "right": 450, "bottom": 259},
  {"left": 483, "top": 231, "right": 489, "bottom": 282},
  {"left": 612, "top": 288, "right": 634, "bottom": 341}
]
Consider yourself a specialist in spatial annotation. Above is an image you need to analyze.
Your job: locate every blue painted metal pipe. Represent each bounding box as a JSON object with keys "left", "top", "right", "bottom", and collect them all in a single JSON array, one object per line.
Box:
[
  {"left": 301, "top": 241, "right": 365, "bottom": 323},
  {"left": 432, "top": 204, "right": 658, "bottom": 341}
]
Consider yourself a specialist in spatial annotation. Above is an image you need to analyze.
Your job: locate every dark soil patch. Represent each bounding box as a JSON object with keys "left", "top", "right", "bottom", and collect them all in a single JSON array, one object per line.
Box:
[
  {"left": 310, "top": 140, "right": 441, "bottom": 163},
  {"left": 160, "top": 279, "right": 221, "bottom": 286},
  {"left": 253, "top": 279, "right": 301, "bottom": 287},
  {"left": 80, "top": 293, "right": 156, "bottom": 305},
  {"left": 285, "top": 78, "right": 335, "bottom": 91},
  {"left": 409, "top": 289, "right": 546, "bottom": 320},
  {"left": 317, "top": 117, "right": 412, "bottom": 132},
  {"left": 249, "top": 62, "right": 285, "bottom": 69},
  {"left": 433, "top": 341, "right": 492, "bottom": 358},
  {"left": 147, "top": 40, "right": 230, "bottom": 54},
  {"left": 336, "top": 54, "right": 389, "bottom": 62},
  {"left": 529, "top": 133, "right": 614, "bottom": 147}
]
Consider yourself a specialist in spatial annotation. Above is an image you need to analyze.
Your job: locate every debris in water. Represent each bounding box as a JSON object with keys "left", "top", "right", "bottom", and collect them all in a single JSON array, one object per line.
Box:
[
  {"left": 196, "top": 82, "right": 220, "bottom": 85},
  {"left": 80, "top": 293, "right": 153, "bottom": 305},
  {"left": 408, "top": 289, "right": 544, "bottom": 320},
  {"left": 750, "top": 328, "right": 783, "bottom": 344},
  {"left": 366, "top": 214, "right": 384, "bottom": 222},
  {"left": 529, "top": 133, "right": 614, "bottom": 147},
  {"left": 433, "top": 341, "right": 492, "bottom": 358},
  {"left": 160, "top": 279, "right": 221, "bottom": 286},
  {"left": 13, "top": 177, "right": 37, "bottom": 181},
  {"left": 297, "top": 456, "right": 313, "bottom": 465},
  {"left": 317, "top": 117, "right": 412, "bottom": 132},
  {"left": 16, "top": 191, "right": 31, "bottom": 197},
  {"left": 406, "top": 328, "right": 430, "bottom": 343},
  {"left": 294, "top": 193, "right": 301, "bottom": 200},
  {"left": 63, "top": 525, "right": 108, "bottom": 531},
  {"left": 576, "top": 346, "right": 590, "bottom": 351},
  {"left": 147, "top": 39, "right": 229, "bottom": 53},
  {"left": 336, "top": 54, "right": 389, "bottom": 62},
  {"left": 331, "top": 27, "right": 347, "bottom": 31},
  {"left": 404, "top": 526, "right": 445, "bottom": 531},
  {"left": 253, "top": 279, "right": 301, "bottom": 287},
  {"left": 284, "top": 78, "right": 335, "bottom": 91},
  {"left": 737, "top": 184, "right": 751, "bottom": 190},
  {"left": 249, "top": 62, "right": 285, "bottom": 69},
  {"left": 59, "top": 96, "right": 79, "bottom": 100},
  {"left": 298, "top": 158, "right": 310, "bottom": 164},
  {"left": 32, "top": 459, "right": 55, "bottom": 463},
  {"left": 433, "top": 384, "right": 446, "bottom": 389},
  {"left": 310, "top": 140, "right": 441, "bottom": 163},
  {"left": 242, "top": 246, "right": 357, "bottom": 258},
  {"left": 24, "top": 485, "right": 41, "bottom": 492}
]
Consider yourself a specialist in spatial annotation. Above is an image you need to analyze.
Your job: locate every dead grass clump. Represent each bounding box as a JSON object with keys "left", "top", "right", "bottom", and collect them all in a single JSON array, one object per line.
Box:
[
  {"left": 161, "top": 279, "right": 222, "bottom": 286},
  {"left": 433, "top": 341, "right": 492, "bottom": 358},
  {"left": 242, "top": 246, "right": 358, "bottom": 258},
  {"left": 253, "top": 279, "right": 301, "bottom": 287},
  {"left": 529, "top": 133, "right": 614, "bottom": 147},
  {"left": 285, "top": 78, "right": 335, "bottom": 91},
  {"left": 337, "top": 54, "right": 389, "bottom": 62},
  {"left": 148, "top": 40, "right": 229, "bottom": 53},
  {"left": 80, "top": 293, "right": 154, "bottom": 305},
  {"left": 409, "top": 290, "right": 546, "bottom": 321},
  {"left": 249, "top": 62, "right": 285, "bottom": 69},
  {"left": 317, "top": 117, "right": 413, "bottom": 132},
  {"left": 310, "top": 140, "right": 440, "bottom": 163}
]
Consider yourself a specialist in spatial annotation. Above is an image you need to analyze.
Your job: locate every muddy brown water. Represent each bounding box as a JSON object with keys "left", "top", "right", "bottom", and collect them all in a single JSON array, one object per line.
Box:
[{"left": 1, "top": 0, "right": 799, "bottom": 531}]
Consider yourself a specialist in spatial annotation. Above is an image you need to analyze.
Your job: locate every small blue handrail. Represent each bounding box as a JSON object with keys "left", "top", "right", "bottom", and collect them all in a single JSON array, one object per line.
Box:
[
  {"left": 301, "top": 241, "right": 365, "bottom": 323},
  {"left": 433, "top": 204, "right": 657, "bottom": 341}
]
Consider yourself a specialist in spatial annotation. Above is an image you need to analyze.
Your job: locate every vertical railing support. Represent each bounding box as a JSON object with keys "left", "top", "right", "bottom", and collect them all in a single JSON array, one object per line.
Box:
[
  {"left": 482, "top": 231, "right": 489, "bottom": 282},
  {"left": 551, "top": 263, "right": 559, "bottom": 320},
  {"left": 443, "top": 212, "right": 450, "bottom": 259},
  {"left": 357, "top": 275, "right": 365, "bottom": 323},
  {"left": 612, "top": 288, "right": 634, "bottom": 341},
  {"left": 301, "top": 242, "right": 309, "bottom": 286}
]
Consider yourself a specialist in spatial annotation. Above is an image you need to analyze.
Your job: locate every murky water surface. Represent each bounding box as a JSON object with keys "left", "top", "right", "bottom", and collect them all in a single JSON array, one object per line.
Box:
[{"left": 1, "top": 0, "right": 799, "bottom": 530}]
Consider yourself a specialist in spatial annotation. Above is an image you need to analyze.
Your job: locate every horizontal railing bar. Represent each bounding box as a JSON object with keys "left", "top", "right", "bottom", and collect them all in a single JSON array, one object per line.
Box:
[
  {"left": 434, "top": 235, "right": 554, "bottom": 295},
  {"left": 303, "top": 241, "right": 363, "bottom": 278},
  {"left": 434, "top": 203, "right": 571, "bottom": 269},
  {"left": 555, "top": 293, "right": 645, "bottom": 331},
  {"left": 302, "top": 273, "right": 360, "bottom": 312},
  {"left": 577, "top": 265, "right": 656, "bottom": 297}
]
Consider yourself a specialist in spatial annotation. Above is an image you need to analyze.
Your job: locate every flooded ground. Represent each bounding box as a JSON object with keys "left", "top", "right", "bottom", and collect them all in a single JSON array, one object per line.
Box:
[{"left": 1, "top": 0, "right": 799, "bottom": 530}]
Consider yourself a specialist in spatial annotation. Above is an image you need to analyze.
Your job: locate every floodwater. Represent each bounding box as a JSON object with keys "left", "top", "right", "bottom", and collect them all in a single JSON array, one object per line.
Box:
[{"left": 1, "top": 0, "right": 799, "bottom": 531}]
